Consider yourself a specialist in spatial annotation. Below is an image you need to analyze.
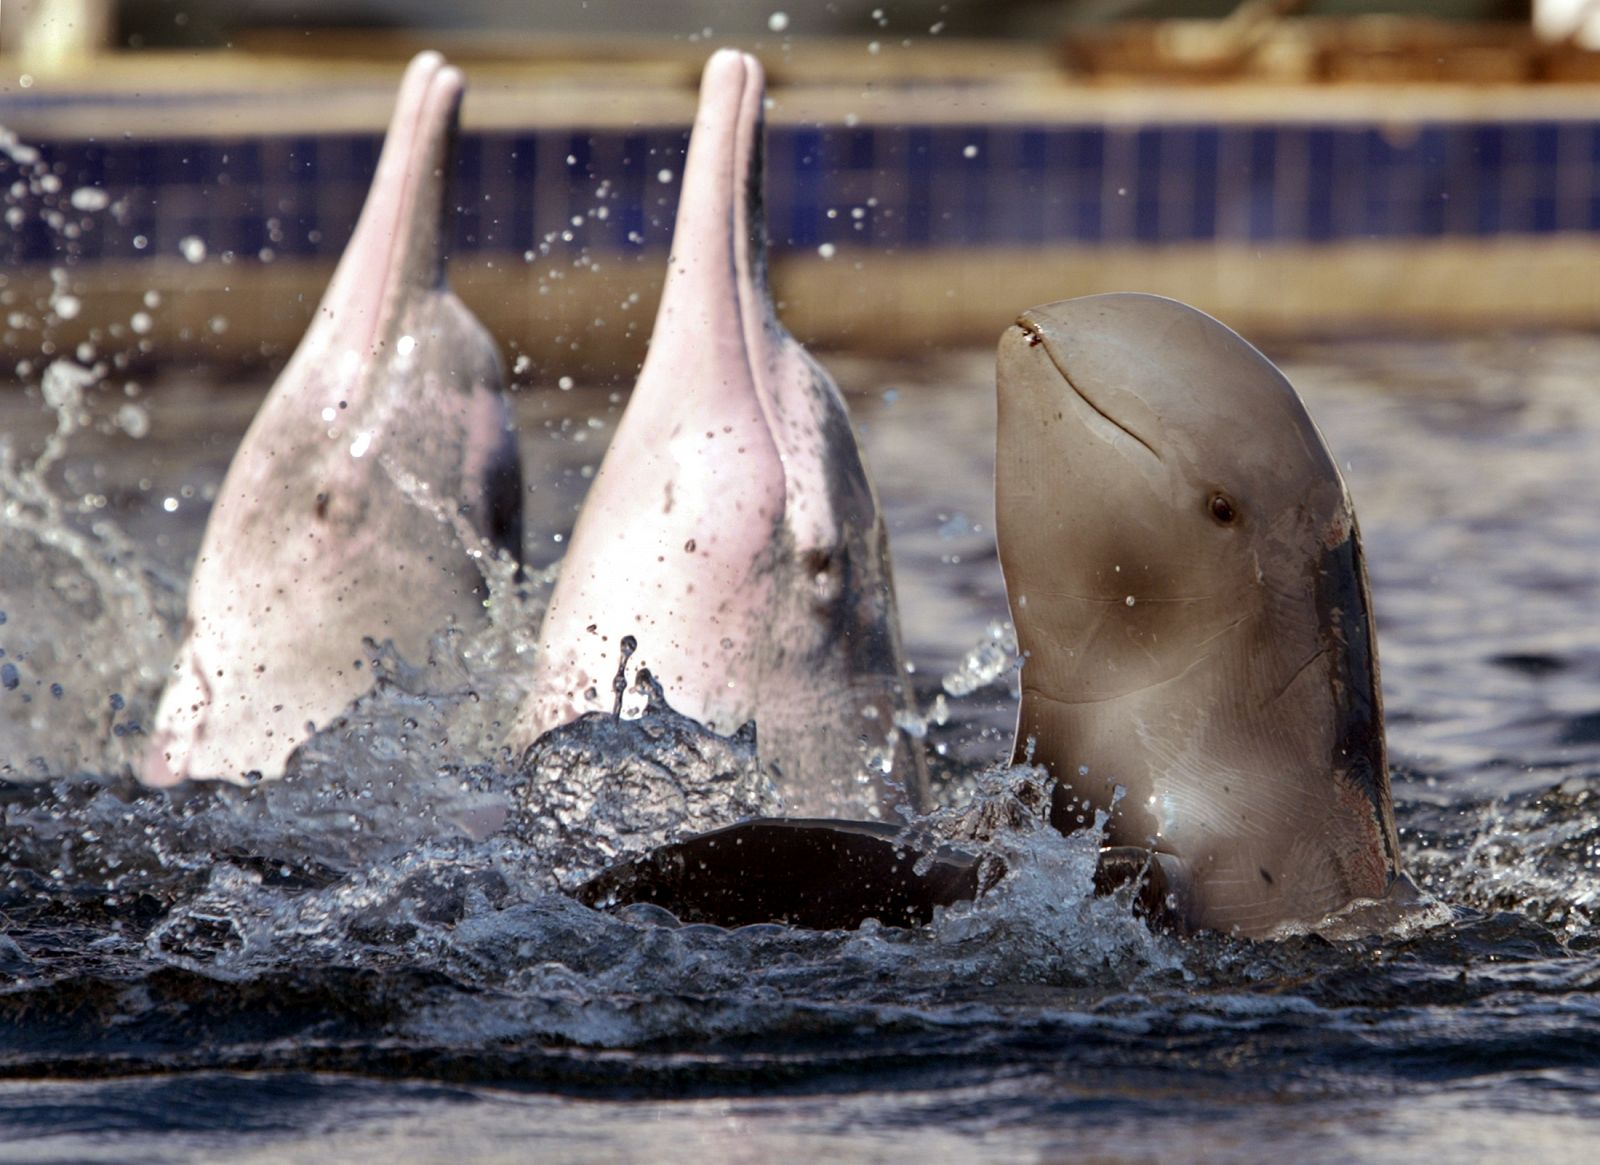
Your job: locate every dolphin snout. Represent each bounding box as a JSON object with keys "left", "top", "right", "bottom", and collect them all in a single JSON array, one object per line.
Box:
[{"left": 1005, "top": 312, "right": 1162, "bottom": 462}]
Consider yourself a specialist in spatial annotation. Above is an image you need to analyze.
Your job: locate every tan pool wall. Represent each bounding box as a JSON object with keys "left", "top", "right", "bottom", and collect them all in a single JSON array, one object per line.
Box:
[{"left": 10, "top": 235, "right": 1600, "bottom": 380}]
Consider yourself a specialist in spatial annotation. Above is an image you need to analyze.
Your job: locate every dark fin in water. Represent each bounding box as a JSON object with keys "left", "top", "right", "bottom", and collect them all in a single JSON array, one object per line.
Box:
[
  {"left": 574, "top": 818, "right": 987, "bottom": 930},
  {"left": 575, "top": 819, "right": 1182, "bottom": 933}
]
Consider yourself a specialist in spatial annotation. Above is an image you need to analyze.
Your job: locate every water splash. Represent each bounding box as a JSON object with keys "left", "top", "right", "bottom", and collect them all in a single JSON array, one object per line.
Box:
[
  {"left": 1, "top": 404, "right": 181, "bottom": 777},
  {"left": 2, "top": 122, "right": 183, "bottom": 777},
  {"left": 512, "top": 669, "right": 781, "bottom": 887},
  {"left": 941, "top": 619, "right": 1018, "bottom": 698},
  {"left": 1408, "top": 775, "right": 1600, "bottom": 939}
]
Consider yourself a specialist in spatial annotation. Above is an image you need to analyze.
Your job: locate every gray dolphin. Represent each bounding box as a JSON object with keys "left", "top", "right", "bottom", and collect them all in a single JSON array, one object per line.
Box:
[
  {"left": 141, "top": 52, "right": 521, "bottom": 785},
  {"left": 510, "top": 50, "right": 927, "bottom": 818},
  {"left": 580, "top": 293, "right": 1414, "bottom": 939},
  {"left": 997, "top": 293, "right": 1410, "bottom": 936}
]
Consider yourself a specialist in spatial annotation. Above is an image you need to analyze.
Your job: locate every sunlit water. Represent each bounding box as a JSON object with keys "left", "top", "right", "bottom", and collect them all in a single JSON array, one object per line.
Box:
[{"left": 1, "top": 325, "right": 1598, "bottom": 1163}]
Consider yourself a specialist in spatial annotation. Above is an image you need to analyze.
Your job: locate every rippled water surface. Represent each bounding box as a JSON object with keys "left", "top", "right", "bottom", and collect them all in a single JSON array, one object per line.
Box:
[{"left": 2, "top": 332, "right": 1599, "bottom": 1164}]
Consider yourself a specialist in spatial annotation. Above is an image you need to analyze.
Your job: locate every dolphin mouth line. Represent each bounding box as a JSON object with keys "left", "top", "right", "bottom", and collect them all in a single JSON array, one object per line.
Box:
[{"left": 1014, "top": 319, "right": 1162, "bottom": 462}]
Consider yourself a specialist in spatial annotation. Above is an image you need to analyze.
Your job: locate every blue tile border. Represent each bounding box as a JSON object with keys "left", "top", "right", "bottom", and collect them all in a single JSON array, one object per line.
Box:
[{"left": 0, "top": 119, "right": 1589, "bottom": 267}]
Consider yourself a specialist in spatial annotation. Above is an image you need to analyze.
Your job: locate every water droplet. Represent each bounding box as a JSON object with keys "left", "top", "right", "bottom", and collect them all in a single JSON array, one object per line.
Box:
[
  {"left": 179, "top": 236, "right": 207, "bottom": 263},
  {"left": 768, "top": 12, "right": 789, "bottom": 32},
  {"left": 818, "top": 243, "right": 837, "bottom": 259},
  {"left": 657, "top": 169, "right": 674, "bottom": 184},
  {"left": 116, "top": 402, "right": 149, "bottom": 438},
  {"left": 396, "top": 334, "right": 417, "bottom": 357},
  {"left": 963, "top": 144, "right": 979, "bottom": 159},
  {"left": 70, "top": 187, "right": 110, "bottom": 212}
]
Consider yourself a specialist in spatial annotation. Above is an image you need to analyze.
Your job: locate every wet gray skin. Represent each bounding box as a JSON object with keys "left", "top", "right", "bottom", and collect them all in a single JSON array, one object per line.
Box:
[
  {"left": 512, "top": 50, "right": 926, "bottom": 819},
  {"left": 996, "top": 292, "right": 1412, "bottom": 936},
  {"left": 142, "top": 52, "right": 521, "bottom": 785}
]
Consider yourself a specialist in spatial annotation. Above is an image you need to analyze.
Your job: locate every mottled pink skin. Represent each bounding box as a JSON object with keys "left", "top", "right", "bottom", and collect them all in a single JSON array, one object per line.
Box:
[
  {"left": 142, "top": 53, "right": 520, "bottom": 786},
  {"left": 513, "top": 51, "right": 926, "bottom": 817}
]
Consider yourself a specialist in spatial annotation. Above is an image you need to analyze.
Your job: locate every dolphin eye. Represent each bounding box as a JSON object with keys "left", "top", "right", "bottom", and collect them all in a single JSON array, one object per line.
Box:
[
  {"left": 804, "top": 548, "right": 845, "bottom": 604},
  {"left": 1208, "top": 493, "right": 1238, "bottom": 525}
]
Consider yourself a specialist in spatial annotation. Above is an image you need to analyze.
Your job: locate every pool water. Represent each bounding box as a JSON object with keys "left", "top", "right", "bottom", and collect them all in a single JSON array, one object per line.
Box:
[{"left": 1, "top": 331, "right": 1598, "bottom": 1164}]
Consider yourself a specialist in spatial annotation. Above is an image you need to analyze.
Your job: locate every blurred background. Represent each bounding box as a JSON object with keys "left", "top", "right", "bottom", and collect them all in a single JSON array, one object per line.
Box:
[
  {"left": 0, "top": 1, "right": 1556, "bottom": 46},
  {"left": 2, "top": 0, "right": 1599, "bottom": 377}
]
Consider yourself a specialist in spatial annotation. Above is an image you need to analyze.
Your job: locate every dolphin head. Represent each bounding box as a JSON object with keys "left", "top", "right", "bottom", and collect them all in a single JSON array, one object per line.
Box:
[
  {"left": 997, "top": 293, "right": 1402, "bottom": 935},
  {"left": 141, "top": 52, "right": 518, "bottom": 788},
  {"left": 515, "top": 49, "right": 924, "bottom": 815}
]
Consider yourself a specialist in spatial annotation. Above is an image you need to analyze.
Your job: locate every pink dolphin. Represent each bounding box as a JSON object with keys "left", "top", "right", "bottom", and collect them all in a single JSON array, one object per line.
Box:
[
  {"left": 511, "top": 50, "right": 927, "bottom": 818},
  {"left": 143, "top": 52, "right": 521, "bottom": 785}
]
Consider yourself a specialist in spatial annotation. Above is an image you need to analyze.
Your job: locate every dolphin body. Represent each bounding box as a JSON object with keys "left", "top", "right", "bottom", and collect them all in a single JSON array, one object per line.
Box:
[
  {"left": 997, "top": 294, "right": 1412, "bottom": 936},
  {"left": 510, "top": 50, "right": 927, "bottom": 819},
  {"left": 142, "top": 52, "right": 521, "bottom": 785},
  {"left": 580, "top": 295, "right": 1415, "bottom": 938}
]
